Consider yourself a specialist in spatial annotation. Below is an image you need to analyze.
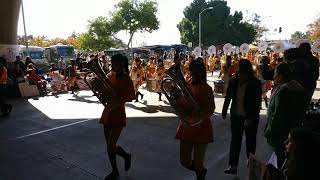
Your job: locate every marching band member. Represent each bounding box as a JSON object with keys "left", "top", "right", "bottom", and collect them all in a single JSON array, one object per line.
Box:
[
  {"left": 176, "top": 59, "right": 215, "bottom": 180},
  {"left": 130, "top": 57, "right": 145, "bottom": 102},
  {"left": 219, "top": 55, "right": 233, "bottom": 97},
  {"left": 208, "top": 54, "right": 216, "bottom": 76},
  {"left": 100, "top": 54, "right": 135, "bottom": 180},
  {"left": 65, "top": 60, "right": 78, "bottom": 94},
  {"left": 247, "top": 51, "right": 253, "bottom": 62},
  {"left": 146, "top": 56, "right": 157, "bottom": 92},
  {"left": 183, "top": 55, "right": 192, "bottom": 81},
  {"left": 156, "top": 59, "right": 165, "bottom": 101},
  {"left": 147, "top": 57, "right": 156, "bottom": 76}
]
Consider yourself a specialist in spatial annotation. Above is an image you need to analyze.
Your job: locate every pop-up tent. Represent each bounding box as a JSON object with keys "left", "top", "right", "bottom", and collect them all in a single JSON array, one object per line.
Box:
[{"left": 249, "top": 44, "right": 258, "bottom": 50}]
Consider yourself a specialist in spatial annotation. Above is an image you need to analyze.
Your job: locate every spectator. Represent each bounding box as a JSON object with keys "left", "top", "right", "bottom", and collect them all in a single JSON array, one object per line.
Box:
[
  {"left": 265, "top": 63, "right": 306, "bottom": 168},
  {"left": 298, "top": 43, "right": 320, "bottom": 103},
  {"left": 24, "top": 56, "right": 34, "bottom": 73},
  {"left": 14, "top": 56, "right": 25, "bottom": 82},
  {"left": 75, "top": 53, "right": 83, "bottom": 71},
  {"left": 26, "top": 65, "right": 47, "bottom": 95},
  {"left": 58, "top": 57, "right": 66, "bottom": 74},
  {"left": 163, "top": 51, "right": 168, "bottom": 60},
  {"left": 283, "top": 45, "right": 319, "bottom": 105},
  {"left": 0, "top": 61, "right": 12, "bottom": 116},
  {"left": 222, "top": 59, "right": 262, "bottom": 175},
  {"left": 282, "top": 128, "right": 320, "bottom": 180},
  {"left": 49, "top": 63, "right": 58, "bottom": 73}
]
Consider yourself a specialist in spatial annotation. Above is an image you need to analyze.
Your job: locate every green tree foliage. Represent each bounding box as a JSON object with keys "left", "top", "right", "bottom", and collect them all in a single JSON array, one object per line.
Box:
[
  {"left": 307, "top": 17, "right": 320, "bottom": 41},
  {"left": 291, "top": 31, "right": 308, "bottom": 42},
  {"left": 17, "top": 35, "right": 33, "bottom": 46},
  {"left": 110, "top": 0, "right": 159, "bottom": 48},
  {"left": 177, "top": 0, "right": 258, "bottom": 47},
  {"left": 17, "top": 34, "right": 81, "bottom": 49},
  {"left": 78, "top": 16, "right": 125, "bottom": 51}
]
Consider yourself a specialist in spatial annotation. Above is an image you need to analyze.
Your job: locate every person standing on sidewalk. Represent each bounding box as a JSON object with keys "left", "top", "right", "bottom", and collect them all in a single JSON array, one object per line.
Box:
[
  {"left": 176, "top": 59, "right": 216, "bottom": 180},
  {"left": 0, "top": 61, "right": 12, "bottom": 116},
  {"left": 264, "top": 63, "right": 306, "bottom": 168},
  {"left": 222, "top": 59, "right": 262, "bottom": 175},
  {"left": 100, "top": 54, "right": 135, "bottom": 180}
]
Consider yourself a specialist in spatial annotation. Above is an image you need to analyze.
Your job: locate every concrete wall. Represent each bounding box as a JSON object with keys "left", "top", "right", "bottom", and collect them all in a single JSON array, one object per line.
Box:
[
  {"left": 0, "top": 0, "right": 21, "bottom": 64},
  {"left": 0, "top": 0, "right": 21, "bottom": 44}
]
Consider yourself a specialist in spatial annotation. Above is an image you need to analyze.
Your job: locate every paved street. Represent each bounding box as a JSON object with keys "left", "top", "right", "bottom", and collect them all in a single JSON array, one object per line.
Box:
[{"left": 1, "top": 72, "right": 319, "bottom": 180}]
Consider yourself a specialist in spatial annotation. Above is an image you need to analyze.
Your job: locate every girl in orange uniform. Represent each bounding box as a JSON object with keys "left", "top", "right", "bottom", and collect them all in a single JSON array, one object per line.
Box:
[
  {"left": 183, "top": 55, "right": 193, "bottom": 81},
  {"left": 155, "top": 59, "right": 166, "bottom": 101},
  {"left": 176, "top": 59, "right": 215, "bottom": 180},
  {"left": 100, "top": 54, "right": 135, "bottom": 180},
  {"left": 130, "top": 57, "right": 145, "bottom": 102}
]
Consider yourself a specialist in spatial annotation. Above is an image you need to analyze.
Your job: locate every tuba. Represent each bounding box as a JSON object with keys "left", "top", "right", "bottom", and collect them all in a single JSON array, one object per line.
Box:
[
  {"left": 84, "top": 58, "right": 119, "bottom": 108},
  {"left": 161, "top": 64, "right": 202, "bottom": 126}
]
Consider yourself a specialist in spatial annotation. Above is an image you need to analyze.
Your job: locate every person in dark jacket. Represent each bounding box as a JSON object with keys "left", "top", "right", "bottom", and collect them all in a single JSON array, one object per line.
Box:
[
  {"left": 284, "top": 44, "right": 319, "bottom": 105},
  {"left": 298, "top": 43, "right": 319, "bottom": 103},
  {"left": 222, "top": 59, "right": 262, "bottom": 174},
  {"left": 265, "top": 63, "right": 306, "bottom": 168}
]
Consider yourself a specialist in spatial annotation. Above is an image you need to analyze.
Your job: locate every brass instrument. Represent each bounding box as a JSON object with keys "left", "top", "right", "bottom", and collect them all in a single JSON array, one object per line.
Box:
[
  {"left": 161, "top": 64, "right": 202, "bottom": 126},
  {"left": 84, "top": 59, "right": 118, "bottom": 108}
]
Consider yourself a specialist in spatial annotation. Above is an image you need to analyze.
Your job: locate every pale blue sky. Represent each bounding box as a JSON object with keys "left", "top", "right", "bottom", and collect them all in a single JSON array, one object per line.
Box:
[{"left": 18, "top": 0, "right": 320, "bottom": 47}]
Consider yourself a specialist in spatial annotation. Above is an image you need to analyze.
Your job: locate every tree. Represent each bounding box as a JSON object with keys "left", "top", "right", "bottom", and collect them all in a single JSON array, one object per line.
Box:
[
  {"left": 78, "top": 16, "right": 125, "bottom": 52},
  {"left": 291, "top": 31, "right": 308, "bottom": 42},
  {"left": 177, "top": 0, "right": 258, "bottom": 47},
  {"left": 249, "top": 13, "right": 269, "bottom": 41},
  {"left": 110, "top": 0, "right": 159, "bottom": 49},
  {"left": 29, "top": 36, "right": 48, "bottom": 47},
  {"left": 307, "top": 17, "right": 320, "bottom": 41},
  {"left": 17, "top": 35, "right": 33, "bottom": 46}
]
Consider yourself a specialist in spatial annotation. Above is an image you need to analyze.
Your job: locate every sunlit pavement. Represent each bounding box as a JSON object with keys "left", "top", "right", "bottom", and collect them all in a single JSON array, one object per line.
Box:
[{"left": 0, "top": 71, "right": 319, "bottom": 180}]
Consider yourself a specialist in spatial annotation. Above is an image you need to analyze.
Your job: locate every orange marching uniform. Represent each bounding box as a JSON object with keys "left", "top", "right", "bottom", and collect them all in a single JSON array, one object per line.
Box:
[
  {"left": 175, "top": 82, "right": 215, "bottom": 144},
  {"left": 184, "top": 60, "right": 191, "bottom": 81},
  {"left": 100, "top": 72, "right": 135, "bottom": 127},
  {"left": 156, "top": 64, "right": 165, "bottom": 93},
  {"left": 146, "top": 61, "right": 156, "bottom": 79},
  {"left": 0, "top": 66, "right": 8, "bottom": 85}
]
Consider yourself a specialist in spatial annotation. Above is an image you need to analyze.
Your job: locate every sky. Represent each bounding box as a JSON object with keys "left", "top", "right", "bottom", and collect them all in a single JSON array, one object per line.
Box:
[{"left": 18, "top": 0, "right": 320, "bottom": 47}]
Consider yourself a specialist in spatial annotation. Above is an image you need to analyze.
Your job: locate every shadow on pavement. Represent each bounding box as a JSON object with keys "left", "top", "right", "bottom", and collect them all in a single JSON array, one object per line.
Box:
[
  {"left": 68, "top": 94, "right": 100, "bottom": 104},
  {"left": 126, "top": 103, "right": 175, "bottom": 114}
]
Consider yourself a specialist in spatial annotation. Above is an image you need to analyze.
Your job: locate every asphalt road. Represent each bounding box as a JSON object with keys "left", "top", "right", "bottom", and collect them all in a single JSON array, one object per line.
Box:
[{"left": 0, "top": 72, "right": 319, "bottom": 180}]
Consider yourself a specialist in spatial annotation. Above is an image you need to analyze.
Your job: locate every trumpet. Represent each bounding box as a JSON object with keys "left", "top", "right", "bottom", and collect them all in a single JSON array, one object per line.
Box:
[
  {"left": 84, "top": 58, "right": 119, "bottom": 109},
  {"left": 161, "top": 64, "right": 202, "bottom": 126}
]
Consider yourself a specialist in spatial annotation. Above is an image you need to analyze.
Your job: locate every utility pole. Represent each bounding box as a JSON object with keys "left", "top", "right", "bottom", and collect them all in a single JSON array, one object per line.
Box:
[
  {"left": 199, "top": 7, "right": 214, "bottom": 48},
  {"left": 21, "top": 0, "right": 29, "bottom": 56}
]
